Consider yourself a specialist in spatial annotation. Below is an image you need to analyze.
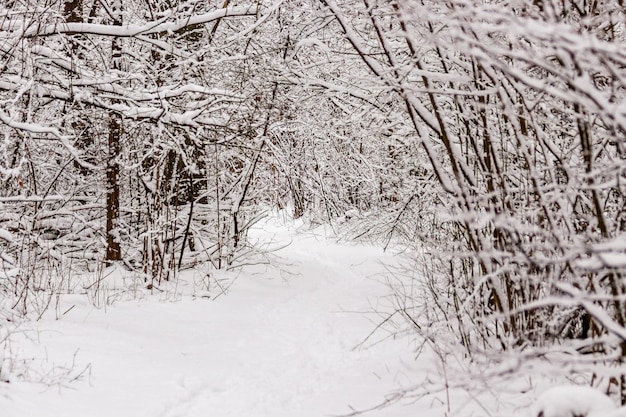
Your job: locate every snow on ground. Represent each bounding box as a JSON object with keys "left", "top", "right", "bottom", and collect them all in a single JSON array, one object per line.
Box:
[
  {"left": 1, "top": 214, "right": 436, "bottom": 417},
  {"left": 2, "top": 213, "right": 592, "bottom": 417},
  {"left": 533, "top": 385, "right": 620, "bottom": 417}
]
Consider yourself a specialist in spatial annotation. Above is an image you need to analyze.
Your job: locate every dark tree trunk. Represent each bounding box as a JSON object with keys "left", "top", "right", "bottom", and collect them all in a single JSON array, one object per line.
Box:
[{"left": 105, "top": 2, "right": 123, "bottom": 264}]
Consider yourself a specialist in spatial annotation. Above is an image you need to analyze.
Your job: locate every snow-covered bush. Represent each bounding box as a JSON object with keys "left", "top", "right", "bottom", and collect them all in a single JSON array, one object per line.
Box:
[{"left": 315, "top": 0, "right": 626, "bottom": 401}]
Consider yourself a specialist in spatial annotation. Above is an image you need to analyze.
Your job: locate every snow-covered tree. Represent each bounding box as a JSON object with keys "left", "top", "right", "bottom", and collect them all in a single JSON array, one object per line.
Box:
[
  {"left": 313, "top": 0, "right": 626, "bottom": 397},
  {"left": 0, "top": 0, "right": 286, "bottom": 310}
]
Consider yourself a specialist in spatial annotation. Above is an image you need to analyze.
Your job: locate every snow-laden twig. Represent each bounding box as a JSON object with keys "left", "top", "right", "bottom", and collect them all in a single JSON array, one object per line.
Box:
[{"left": 21, "top": 6, "right": 258, "bottom": 38}]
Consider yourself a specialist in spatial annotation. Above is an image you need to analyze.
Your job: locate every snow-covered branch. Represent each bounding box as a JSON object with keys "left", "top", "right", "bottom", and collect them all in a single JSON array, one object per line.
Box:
[{"left": 21, "top": 6, "right": 258, "bottom": 38}]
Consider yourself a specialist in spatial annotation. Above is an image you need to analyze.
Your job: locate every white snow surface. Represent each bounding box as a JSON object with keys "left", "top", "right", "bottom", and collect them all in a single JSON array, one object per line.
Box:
[
  {"left": 3, "top": 214, "right": 613, "bottom": 417},
  {"left": 1, "top": 215, "right": 429, "bottom": 417},
  {"left": 533, "top": 385, "right": 626, "bottom": 417}
]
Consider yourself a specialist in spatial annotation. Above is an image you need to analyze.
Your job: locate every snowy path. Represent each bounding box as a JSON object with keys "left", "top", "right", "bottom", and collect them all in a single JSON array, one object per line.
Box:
[{"left": 3, "top": 217, "right": 427, "bottom": 417}]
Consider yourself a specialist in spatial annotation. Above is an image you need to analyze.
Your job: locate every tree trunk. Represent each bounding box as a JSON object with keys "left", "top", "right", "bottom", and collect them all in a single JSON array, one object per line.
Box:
[{"left": 105, "top": 2, "right": 123, "bottom": 264}]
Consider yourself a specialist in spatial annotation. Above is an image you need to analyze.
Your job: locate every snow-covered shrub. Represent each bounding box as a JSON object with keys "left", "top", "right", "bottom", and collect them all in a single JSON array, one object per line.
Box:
[{"left": 316, "top": 0, "right": 626, "bottom": 401}]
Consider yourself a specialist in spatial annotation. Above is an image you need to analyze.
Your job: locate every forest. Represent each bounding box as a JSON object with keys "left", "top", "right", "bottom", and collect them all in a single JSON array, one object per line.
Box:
[{"left": 1, "top": 0, "right": 625, "bottom": 415}]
